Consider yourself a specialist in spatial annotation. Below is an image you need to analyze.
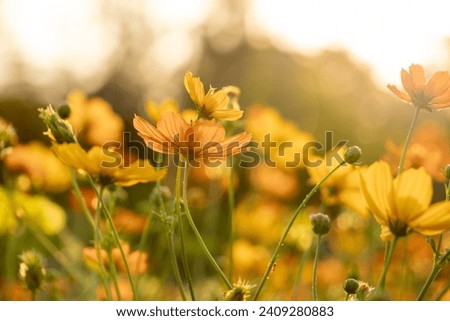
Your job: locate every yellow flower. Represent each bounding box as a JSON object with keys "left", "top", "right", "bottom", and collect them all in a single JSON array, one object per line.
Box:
[
  {"left": 145, "top": 99, "right": 179, "bottom": 122},
  {"left": 134, "top": 111, "right": 251, "bottom": 164},
  {"left": 387, "top": 64, "right": 450, "bottom": 110},
  {"left": 359, "top": 160, "right": 450, "bottom": 241},
  {"left": 52, "top": 143, "right": 166, "bottom": 186},
  {"left": 66, "top": 90, "right": 124, "bottom": 145},
  {"left": 0, "top": 187, "right": 66, "bottom": 235},
  {"left": 5, "top": 141, "right": 71, "bottom": 192},
  {"left": 184, "top": 72, "right": 243, "bottom": 121}
]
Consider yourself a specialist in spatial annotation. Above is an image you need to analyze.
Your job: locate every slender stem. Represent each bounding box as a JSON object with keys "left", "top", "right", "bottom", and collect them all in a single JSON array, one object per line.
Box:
[
  {"left": 252, "top": 161, "right": 344, "bottom": 300},
  {"left": 417, "top": 250, "right": 450, "bottom": 301},
  {"left": 152, "top": 160, "right": 187, "bottom": 301},
  {"left": 182, "top": 163, "right": 233, "bottom": 290},
  {"left": 345, "top": 293, "right": 350, "bottom": 301},
  {"left": 376, "top": 236, "right": 399, "bottom": 292},
  {"left": 87, "top": 176, "right": 138, "bottom": 300},
  {"left": 107, "top": 249, "right": 122, "bottom": 300},
  {"left": 290, "top": 243, "right": 313, "bottom": 300},
  {"left": 312, "top": 235, "right": 322, "bottom": 301},
  {"left": 69, "top": 169, "right": 96, "bottom": 229},
  {"left": 166, "top": 230, "right": 188, "bottom": 300},
  {"left": 175, "top": 161, "right": 196, "bottom": 300},
  {"left": 93, "top": 190, "right": 113, "bottom": 300},
  {"left": 227, "top": 167, "right": 235, "bottom": 280},
  {"left": 397, "top": 106, "right": 420, "bottom": 175}
]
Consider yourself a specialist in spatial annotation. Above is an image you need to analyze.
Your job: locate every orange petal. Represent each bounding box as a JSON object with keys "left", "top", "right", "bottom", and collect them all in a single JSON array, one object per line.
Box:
[
  {"left": 387, "top": 84, "right": 411, "bottom": 102},
  {"left": 400, "top": 68, "right": 414, "bottom": 95},
  {"left": 408, "top": 64, "right": 426, "bottom": 92},
  {"left": 424, "top": 71, "right": 450, "bottom": 97}
]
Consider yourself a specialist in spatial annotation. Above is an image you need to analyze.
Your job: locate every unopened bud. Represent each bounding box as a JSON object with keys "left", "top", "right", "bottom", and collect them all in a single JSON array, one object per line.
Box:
[
  {"left": 18, "top": 250, "right": 46, "bottom": 292},
  {"left": 57, "top": 104, "right": 71, "bottom": 119},
  {"left": 39, "top": 105, "right": 76, "bottom": 144},
  {"left": 224, "top": 278, "right": 255, "bottom": 301},
  {"left": 343, "top": 278, "right": 360, "bottom": 294},
  {"left": 445, "top": 164, "right": 450, "bottom": 181},
  {"left": 0, "top": 117, "right": 18, "bottom": 158},
  {"left": 344, "top": 146, "right": 362, "bottom": 164},
  {"left": 310, "top": 213, "right": 331, "bottom": 235}
]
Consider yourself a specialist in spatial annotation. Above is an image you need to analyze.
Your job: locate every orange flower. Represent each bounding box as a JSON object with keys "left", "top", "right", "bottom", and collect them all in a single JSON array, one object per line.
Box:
[
  {"left": 387, "top": 64, "right": 450, "bottom": 110},
  {"left": 133, "top": 111, "right": 251, "bottom": 164}
]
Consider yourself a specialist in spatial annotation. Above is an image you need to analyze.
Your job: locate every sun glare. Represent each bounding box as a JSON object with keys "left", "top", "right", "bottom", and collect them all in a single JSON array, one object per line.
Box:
[{"left": 249, "top": 0, "right": 450, "bottom": 86}]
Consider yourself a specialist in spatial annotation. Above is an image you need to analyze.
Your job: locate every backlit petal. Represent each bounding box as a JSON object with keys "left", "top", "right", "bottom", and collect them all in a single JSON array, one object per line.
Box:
[
  {"left": 387, "top": 84, "right": 411, "bottom": 103},
  {"left": 409, "top": 201, "right": 450, "bottom": 235},
  {"left": 408, "top": 64, "right": 426, "bottom": 93}
]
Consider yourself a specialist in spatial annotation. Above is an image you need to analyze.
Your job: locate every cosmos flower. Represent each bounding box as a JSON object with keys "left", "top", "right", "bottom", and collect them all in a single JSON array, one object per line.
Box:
[
  {"left": 387, "top": 64, "right": 450, "bottom": 110},
  {"left": 133, "top": 111, "right": 251, "bottom": 165},
  {"left": 184, "top": 72, "right": 243, "bottom": 121},
  {"left": 359, "top": 160, "right": 450, "bottom": 241}
]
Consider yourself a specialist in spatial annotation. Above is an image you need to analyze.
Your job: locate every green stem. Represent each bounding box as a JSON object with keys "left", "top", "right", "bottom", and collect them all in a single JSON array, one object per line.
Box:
[
  {"left": 152, "top": 161, "right": 187, "bottom": 301},
  {"left": 227, "top": 167, "right": 235, "bottom": 280},
  {"left": 252, "top": 161, "right": 345, "bottom": 300},
  {"left": 176, "top": 161, "right": 196, "bottom": 300},
  {"left": 312, "top": 235, "right": 322, "bottom": 301},
  {"left": 69, "top": 169, "right": 96, "bottom": 230},
  {"left": 87, "top": 176, "right": 138, "bottom": 300},
  {"left": 397, "top": 106, "right": 420, "bottom": 175},
  {"left": 376, "top": 236, "right": 399, "bottom": 292},
  {"left": 417, "top": 250, "right": 450, "bottom": 300},
  {"left": 107, "top": 249, "right": 122, "bottom": 300},
  {"left": 290, "top": 243, "right": 313, "bottom": 300},
  {"left": 182, "top": 162, "right": 233, "bottom": 290},
  {"left": 93, "top": 190, "right": 113, "bottom": 300}
]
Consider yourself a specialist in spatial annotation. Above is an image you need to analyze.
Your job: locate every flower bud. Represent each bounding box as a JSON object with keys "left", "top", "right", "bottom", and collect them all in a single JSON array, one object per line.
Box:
[
  {"left": 224, "top": 278, "right": 255, "bottom": 301},
  {"left": 18, "top": 250, "right": 46, "bottom": 292},
  {"left": 344, "top": 146, "right": 362, "bottom": 164},
  {"left": 445, "top": 164, "right": 450, "bottom": 181},
  {"left": 38, "top": 105, "right": 76, "bottom": 144},
  {"left": 310, "top": 213, "right": 331, "bottom": 235},
  {"left": 0, "top": 117, "right": 18, "bottom": 158},
  {"left": 343, "top": 278, "right": 360, "bottom": 294},
  {"left": 57, "top": 104, "right": 71, "bottom": 119}
]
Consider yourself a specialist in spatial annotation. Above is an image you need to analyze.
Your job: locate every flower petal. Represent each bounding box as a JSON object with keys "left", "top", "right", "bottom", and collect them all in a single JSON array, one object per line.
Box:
[
  {"left": 391, "top": 167, "right": 432, "bottom": 223},
  {"left": 184, "top": 72, "right": 205, "bottom": 107},
  {"left": 359, "top": 161, "right": 392, "bottom": 225},
  {"left": 387, "top": 84, "right": 411, "bottom": 103},
  {"left": 408, "top": 64, "right": 426, "bottom": 93},
  {"left": 409, "top": 201, "right": 450, "bottom": 235},
  {"left": 211, "top": 109, "right": 244, "bottom": 121},
  {"left": 424, "top": 71, "right": 450, "bottom": 97}
]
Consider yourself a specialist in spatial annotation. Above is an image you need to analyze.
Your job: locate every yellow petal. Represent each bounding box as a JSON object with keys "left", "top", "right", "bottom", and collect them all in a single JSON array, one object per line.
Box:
[
  {"left": 184, "top": 72, "right": 205, "bottom": 107},
  {"left": 391, "top": 167, "right": 432, "bottom": 222},
  {"left": 409, "top": 201, "right": 450, "bottom": 235},
  {"left": 114, "top": 161, "right": 167, "bottom": 186},
  {"left": 359, "top": 161, "right": 392, "bottom": 225},
  {"left": 210, "top": 109, "right": 244, "bottom": 121},
  {"left": 52, "top": 143, "right": 93, "bottom": 172},
  {"left": 203, "top": 90, "right": 228, "bottom": 113}
]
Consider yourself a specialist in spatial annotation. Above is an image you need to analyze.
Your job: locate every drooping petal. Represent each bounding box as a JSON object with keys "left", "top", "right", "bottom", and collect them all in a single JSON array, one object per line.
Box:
[
  {"left": 409, "top": 201, "right": 450, "bottom": 235},
  {"left": 391, "top": 167, "right": 432, "bottom": 222},
  {"left": 386, "top": 84, "right": 411, "bottom": 103}
]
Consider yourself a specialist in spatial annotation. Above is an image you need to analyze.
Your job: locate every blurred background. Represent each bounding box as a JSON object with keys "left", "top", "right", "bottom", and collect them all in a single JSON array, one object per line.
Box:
[
  {"left": 0, "top": 0, "right": 449, "bottom": 160},
  {"left": 1, "top": 0, "right": 450, "bottom": 301}
]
